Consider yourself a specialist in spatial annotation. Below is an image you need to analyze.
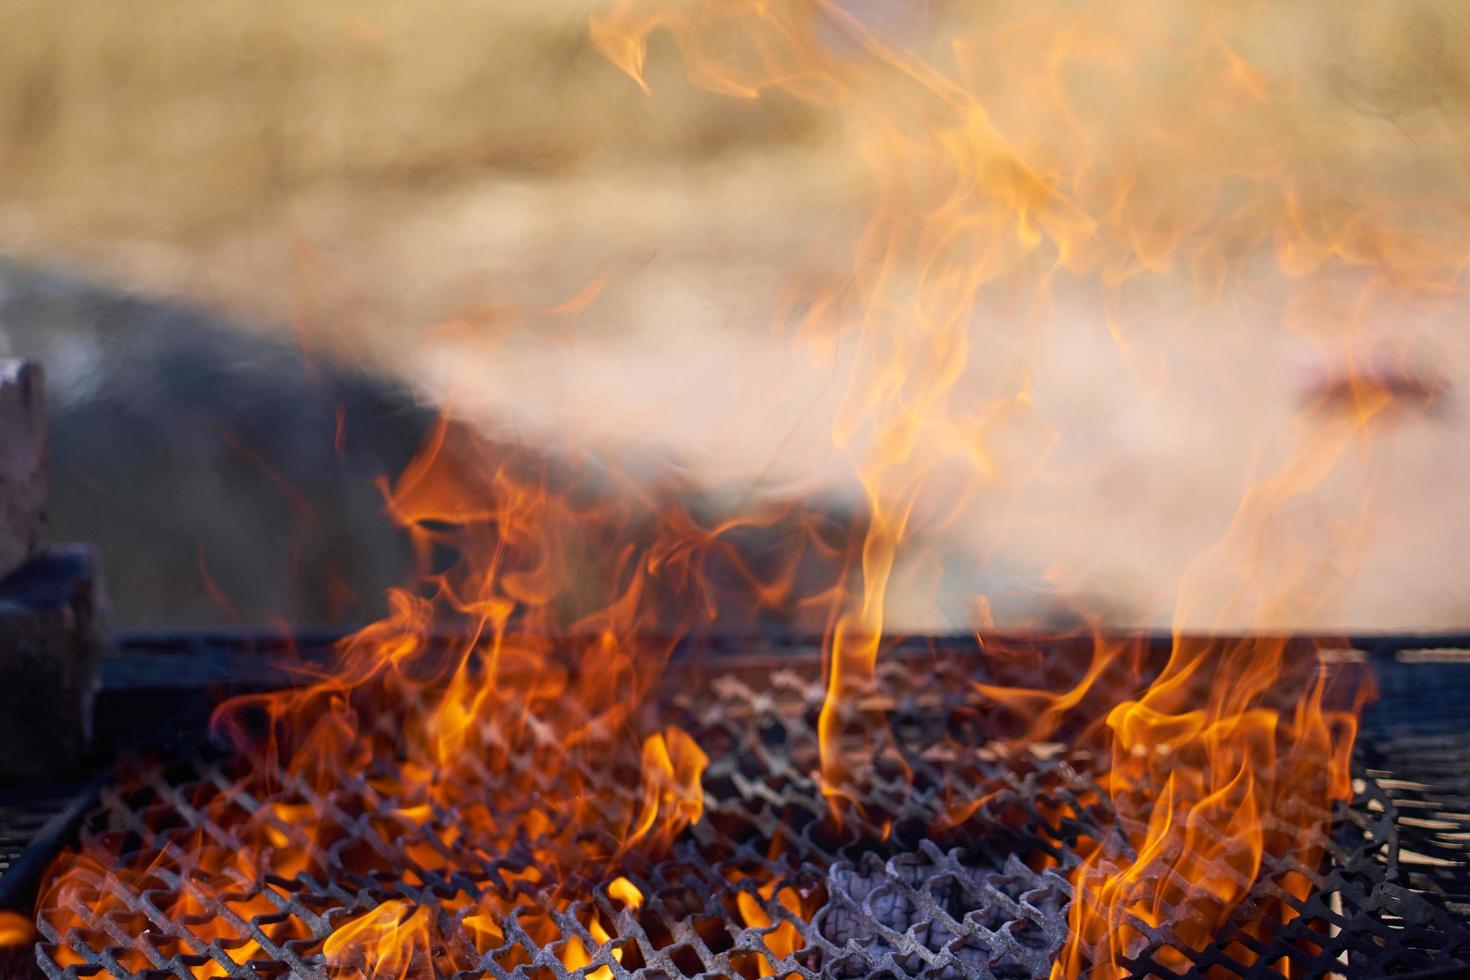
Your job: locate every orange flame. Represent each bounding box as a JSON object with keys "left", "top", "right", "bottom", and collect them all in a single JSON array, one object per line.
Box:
[
  {"left": 631, "top": 727, "right": 711, "bottom": 850},
  {"left": 29, "top": 3, "right": 1464, "bottom": 976},
  {"left": 36, "top": 414, "right": 855, "bottom": 974},
  {"left": 322, "top": 902, "right": 431, "bottom": 980},
  {"left": 592, "top": 0, "right": 1452, "bottom": 973},
  {"left": 0, "top": 911, "right": 35, "bottom": 947}
]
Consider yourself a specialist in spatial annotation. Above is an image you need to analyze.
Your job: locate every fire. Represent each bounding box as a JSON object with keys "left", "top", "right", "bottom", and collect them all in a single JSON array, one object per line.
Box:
[
  {"left": 607, "top": 875, "right": 644, "bottom": 911},
  {"left": 733, "top": 881, "right": 807, "bottom": 976},
  {"left": 0, "top": 910, "right": 35, "bottom": 946},
  {"left": 592, "top": 0, "right": 1461, "bottom": 974},
  {"left": 322, "top": 902, "right": 431, "bottom": 979},
  {"left": 35, "top": 420, "right": 854, "bottom": 976},
  {"left": 632, "top": 727, "right": 711, "bottom": 850},
  {"left": 26, "top": 1, "right": 1468, "bottom": 977}
]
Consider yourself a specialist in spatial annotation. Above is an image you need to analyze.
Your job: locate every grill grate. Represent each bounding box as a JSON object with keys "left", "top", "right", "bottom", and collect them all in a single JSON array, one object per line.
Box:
[
  {"left": 0, "top": 789, "right": 77, "bottom": 880},
  {"left": 17, "top": 635, "right": 1470, "bottom": 979}
]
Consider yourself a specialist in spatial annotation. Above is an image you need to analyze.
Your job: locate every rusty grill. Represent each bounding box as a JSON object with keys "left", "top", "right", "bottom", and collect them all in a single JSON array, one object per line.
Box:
[{"left": 18, "top": 634, "right": 1470, "bottom": 979}]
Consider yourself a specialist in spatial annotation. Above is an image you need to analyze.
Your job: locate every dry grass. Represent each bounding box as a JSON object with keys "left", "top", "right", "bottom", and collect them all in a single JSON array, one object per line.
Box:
[
  {"left": 1, "top": 1, "right": 1454, "bottom": 315},
  {"left": 4, "top": 0, "right": 1468, "bottom": 334},
  {"left": 0, "top": 0, "right": 829, "bottom": 342}
]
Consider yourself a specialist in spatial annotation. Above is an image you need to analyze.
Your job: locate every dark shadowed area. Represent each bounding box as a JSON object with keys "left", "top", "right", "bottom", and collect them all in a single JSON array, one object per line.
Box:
[{"left": 0, "top": 259, "right": 431, "bottom": 629}]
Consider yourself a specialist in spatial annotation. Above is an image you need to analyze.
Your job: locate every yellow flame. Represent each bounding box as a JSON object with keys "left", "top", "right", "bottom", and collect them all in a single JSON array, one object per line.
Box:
[
  {"left": 323, "top": 901, "right": 432, "bottom": 980},
  {"left": 592, "top": 0, "right": 1442, "bottom": 973},
  {"left": 608, "top": 875, "right": 644, "bottom": 910}
]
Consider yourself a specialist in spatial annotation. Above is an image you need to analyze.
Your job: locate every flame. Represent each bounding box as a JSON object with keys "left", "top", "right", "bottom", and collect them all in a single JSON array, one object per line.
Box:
[
  {"left": 631, "top": 727, "right": 711, "bottom": 850},
  {"left": 1052, "top": 420, "right": 1380, "bottom": 976},
  {"left": 322, "top": 902, "right": 431, "bottom": 980},
  {"left": 0, "top": 911, "right": 35, "bottom": 947},
  {"left": 607, "top": 875, "right": 644, "bottom": 910},
  {"left": 27, "top": 2, "right": 1465, "bottom": 976},
  {"left": 592, "top": 0, "right": 1454, "bottom": 973},
  {"left": 734, "top": 883, "right": 805, "bottom": 975},
  {"left": 35, "top": 418, "right": 858, "bottom": 975}
]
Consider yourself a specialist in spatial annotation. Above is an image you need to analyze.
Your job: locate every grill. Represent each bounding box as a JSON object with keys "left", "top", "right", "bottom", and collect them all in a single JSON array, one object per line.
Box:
[{"left": 10, "top": 632, "right": 1470, "bottom": 979}]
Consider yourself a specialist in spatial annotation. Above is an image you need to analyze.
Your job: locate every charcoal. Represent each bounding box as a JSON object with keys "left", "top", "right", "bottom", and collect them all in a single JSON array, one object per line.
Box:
[
  {"left": 819, "top": 848, "right": 1067, "bottom": 980},
  {"left": 0, "top": 545, "right": 107, "bottom": 779}
]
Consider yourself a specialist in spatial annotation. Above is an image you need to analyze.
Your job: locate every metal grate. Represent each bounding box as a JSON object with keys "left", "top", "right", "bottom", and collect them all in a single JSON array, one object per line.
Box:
[
  {"left": 20, "top": 643, "right": 1470, "bottom": 980},
  {"left": 0, "top": 789, "right": 75, "bottom": 879},
  {"left": 0, "top": 780, "right": 100, "bottom": 916},
  {"left": 18, "top": 635, "right": 1470, "bottom": 980}
]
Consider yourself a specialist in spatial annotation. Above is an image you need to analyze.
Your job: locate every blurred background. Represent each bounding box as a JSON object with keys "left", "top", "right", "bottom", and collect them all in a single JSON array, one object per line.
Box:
[{"left": 2, "top": 0, "right": 1468, "bottom": 631}]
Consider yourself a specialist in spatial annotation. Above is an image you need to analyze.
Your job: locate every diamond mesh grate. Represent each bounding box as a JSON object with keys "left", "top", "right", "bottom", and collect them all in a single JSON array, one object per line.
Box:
[{"left": 27, "top": 643, "right": 1470, "bottom": 979}]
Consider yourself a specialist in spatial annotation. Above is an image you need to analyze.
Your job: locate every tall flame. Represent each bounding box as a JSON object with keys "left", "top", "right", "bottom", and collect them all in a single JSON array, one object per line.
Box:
[
  {"left": 592, "top": 0, "right": 1459, "bottom": 972},
  {"left": 28, "top": 2, "right": 1465, "bottom": 976}
]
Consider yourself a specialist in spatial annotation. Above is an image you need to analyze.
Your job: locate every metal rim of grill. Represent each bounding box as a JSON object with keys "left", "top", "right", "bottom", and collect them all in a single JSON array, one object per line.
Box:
[{"left": 13, "top": 631, "right": 1470, "bottom": 980}]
